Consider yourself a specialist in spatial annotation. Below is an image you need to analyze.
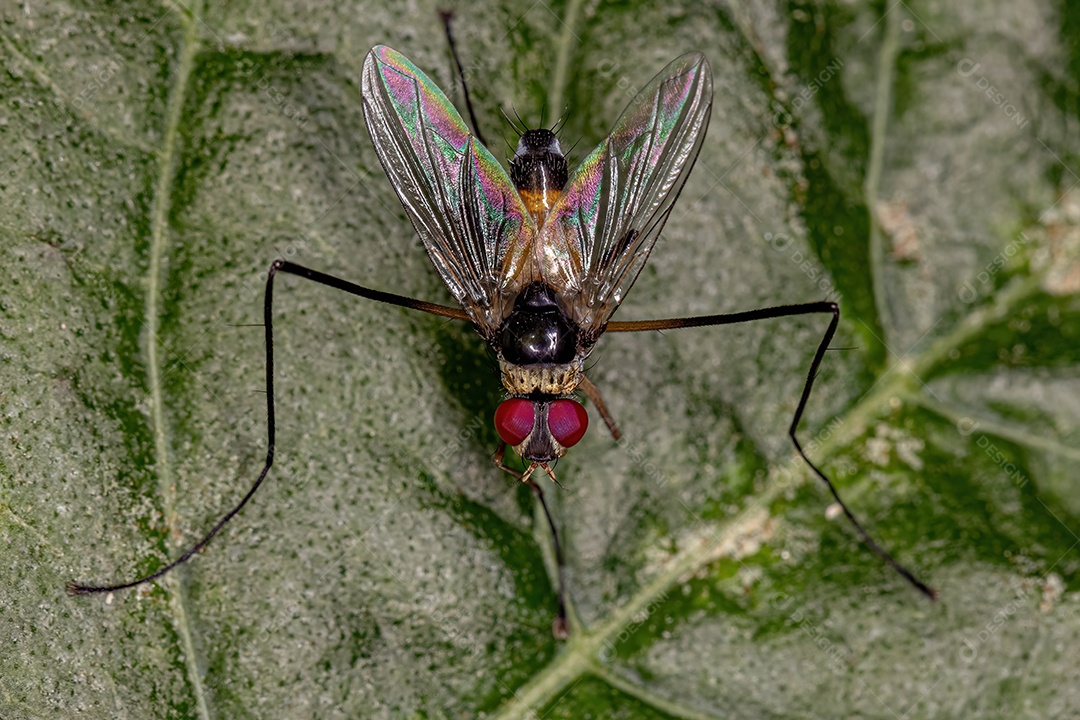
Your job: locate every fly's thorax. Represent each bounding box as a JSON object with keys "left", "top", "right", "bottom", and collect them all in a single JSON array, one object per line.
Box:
[
  {"left": 496, "top": 282, "right": 586, "bottom": 394},
  {"left": 510, "top": 129, "right": 567, "bottom": 222}
]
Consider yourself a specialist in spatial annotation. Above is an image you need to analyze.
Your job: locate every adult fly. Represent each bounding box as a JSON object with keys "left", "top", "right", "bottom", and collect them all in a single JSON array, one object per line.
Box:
[{"left": 71, "top": 37, "right": 933, "bottom": 637}]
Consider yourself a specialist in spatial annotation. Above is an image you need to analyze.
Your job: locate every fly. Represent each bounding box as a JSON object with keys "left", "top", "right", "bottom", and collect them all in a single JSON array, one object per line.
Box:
[{"left": 70, "top": 28, "right": 934, "bottom": 637}]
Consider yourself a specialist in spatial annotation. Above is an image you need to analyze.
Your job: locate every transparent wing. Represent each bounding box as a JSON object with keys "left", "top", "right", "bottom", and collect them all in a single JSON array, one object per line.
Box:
[
  {"left": 540, "top": 52, "right": 713, "bottom": 338},
  {"left": 361, "top": 45, "right": 535, "bottom": 335}
]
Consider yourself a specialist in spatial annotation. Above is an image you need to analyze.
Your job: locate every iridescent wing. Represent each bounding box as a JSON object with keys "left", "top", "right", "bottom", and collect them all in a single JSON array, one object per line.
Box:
[
  {"left": 361, "top": 45, "right": 536, "bottom": 336},
  {"left": 539, "top": 52, "right": 713, "bottom": 339}
]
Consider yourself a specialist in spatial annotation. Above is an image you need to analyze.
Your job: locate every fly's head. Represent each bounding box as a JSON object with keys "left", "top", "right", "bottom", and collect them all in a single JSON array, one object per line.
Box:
[{"left": 494, "top": 396, "right": 589, "bottom": 466}]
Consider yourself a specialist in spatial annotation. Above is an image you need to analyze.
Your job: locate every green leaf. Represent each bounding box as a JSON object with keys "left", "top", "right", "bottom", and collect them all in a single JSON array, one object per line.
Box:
[{"left": 3, "top": 1, "right": 1079, "bottom": 718}]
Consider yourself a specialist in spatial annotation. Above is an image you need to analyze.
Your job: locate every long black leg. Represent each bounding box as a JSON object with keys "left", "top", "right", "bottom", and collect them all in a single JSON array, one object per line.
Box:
[
  {"left": 608, "top": 301, "right": 936, "bottom": 599},
  {"left": 439, "top": 10, "right": 487, "bottom": 146},
  {"left": 530, "top": 479, "right": 570, "bottom": 638},
  {"left": 68, "top": 260, "right": 467, "bottom": 595},
  {"left": 493, "top": 444, "right": 570, "bottom": 637}
]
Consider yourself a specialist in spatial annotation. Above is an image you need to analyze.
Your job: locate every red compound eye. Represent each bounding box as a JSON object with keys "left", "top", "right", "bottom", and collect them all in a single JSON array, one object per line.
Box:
[
  {"left": 547, "top": 399, "right": 588, "bottom": 448},
  {"left": 495, "top": 398, "right": 535, "bottom": 446}
]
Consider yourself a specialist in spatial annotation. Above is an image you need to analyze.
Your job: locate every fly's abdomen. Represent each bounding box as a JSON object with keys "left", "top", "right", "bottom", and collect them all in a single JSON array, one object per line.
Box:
[{"left": 510, "top": 129, "right": 567, "bottom": 221}]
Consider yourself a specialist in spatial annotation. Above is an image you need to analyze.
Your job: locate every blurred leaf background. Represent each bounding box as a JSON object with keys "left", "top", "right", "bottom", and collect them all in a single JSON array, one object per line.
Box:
[{"left": 2, "top": 1, "right": 1079, "bottom": 718}]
